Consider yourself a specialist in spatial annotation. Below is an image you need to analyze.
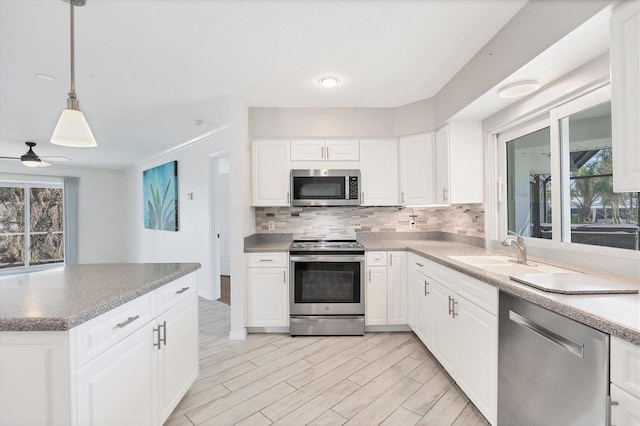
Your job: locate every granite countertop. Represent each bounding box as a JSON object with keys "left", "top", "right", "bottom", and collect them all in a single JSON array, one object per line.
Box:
[
  {"left": 0, "top": 263, "right": 201, "bottom": 332},
  {"left": 245, "top": 236, "right": 640, "bottom": 345}
]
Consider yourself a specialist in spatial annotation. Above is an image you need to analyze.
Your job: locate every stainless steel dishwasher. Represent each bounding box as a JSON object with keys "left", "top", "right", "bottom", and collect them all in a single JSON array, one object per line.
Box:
[{"left": 498, "top": 291, "right": 609, "bottom": 425}]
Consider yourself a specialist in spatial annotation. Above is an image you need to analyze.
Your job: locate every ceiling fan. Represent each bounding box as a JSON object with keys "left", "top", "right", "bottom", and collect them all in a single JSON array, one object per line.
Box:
[{"left": 0, "top": 142, "right": 71, "bottom": 167}]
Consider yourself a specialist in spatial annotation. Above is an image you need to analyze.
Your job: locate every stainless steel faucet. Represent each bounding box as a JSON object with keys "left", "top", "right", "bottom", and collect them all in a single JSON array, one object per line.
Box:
[{"left": 502, "top": 231, "right": 527, "bottom": 264}]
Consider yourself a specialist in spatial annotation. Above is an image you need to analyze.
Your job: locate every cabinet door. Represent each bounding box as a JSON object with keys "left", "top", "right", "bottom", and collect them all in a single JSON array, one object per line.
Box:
[
  {"left": 247, "top": 267, "right": 289, "bottom": 327},
  {"left": 434, "top": 126, "right": 450, "bottom": 204},
  {"left": 448, "top": 120, "right": 484, "bottom": 204},
  {"left": 75, "top": 324, "right": 157, "bottom": 426},
  {"left": 365, "top": 266, "right": 388, "bottom": 326},
  {"left": 611, "top": 384, "right": 640, "bottom": 426},
  {"left": 428, "top": 280, "right": 457, "bottom": 374},
  {"left": 399, "top": 133, "right": 435, "bottom": 205},
  {"left": 360, "top": 139, "right": 399, "bottom": 206},
  {"left": 291, "top": 139, "right": 324, "bottom": 161},
  {"left": 456, "top": 297, "right": 498, "bottom": 426},
  {"left": 387, "top": 252, "right": 408, "bottom": 325},
  {"left": 411, "top": 271, "right": 430, "bottom": 345},
  {"left": 325, "top": 140, "right": 359, "bottom": 161},
  {"left": 157, "top": 296, "right": 199, "bottom": 423},
  {"left": 611, "top": 1, "right": 640, "bottom": 192},
  {"left": 252, "top": 140, "right": 291, "bottom": 206}
]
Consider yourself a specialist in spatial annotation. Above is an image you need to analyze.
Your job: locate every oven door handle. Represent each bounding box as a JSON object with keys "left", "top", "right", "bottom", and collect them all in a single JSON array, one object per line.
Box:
[{"left": 290, "top": 255, "right": 365, "bottom": 262}]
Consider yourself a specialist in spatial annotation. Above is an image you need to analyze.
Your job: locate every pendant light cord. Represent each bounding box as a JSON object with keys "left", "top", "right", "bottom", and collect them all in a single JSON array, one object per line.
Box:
[{"left": 67, "top": 1, "right": 79, "bottom": 110}]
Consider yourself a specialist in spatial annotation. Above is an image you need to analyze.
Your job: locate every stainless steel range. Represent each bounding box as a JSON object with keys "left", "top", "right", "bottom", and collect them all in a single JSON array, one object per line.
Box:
[{"left": 289, "top": 239, "right": 365, "bottom": 336}]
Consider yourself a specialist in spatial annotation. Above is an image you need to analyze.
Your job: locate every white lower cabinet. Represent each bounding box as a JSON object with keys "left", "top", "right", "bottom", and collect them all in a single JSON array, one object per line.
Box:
[
  {"left": 75, "top": 323, "right": 157, "bottom": 425},
  {"left": 0, "top": 272, "right": 198, "bottom": 426},
  {"left": 611, "top": 336, "right": 640, "bottom": 425},
  {"left": 74, "top": 274, "right": 198, "bottom": 426},
  {"left": 246, "top": 253, "right": 289, "bottom": 327},
  {"left": 408, "top": 254, "right": 498, "bottom": 425},
  {"left": 365, "top": 251, "right": 407, "bottom": 326},
  {"left": 408, "top": 255, "right": 430, "bottom": 345}
]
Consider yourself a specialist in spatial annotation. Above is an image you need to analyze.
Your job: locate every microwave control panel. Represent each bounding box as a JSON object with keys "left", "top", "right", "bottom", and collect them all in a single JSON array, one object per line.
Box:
[{"left": 349, "top": 177, "right": 359, "bottom": 200}]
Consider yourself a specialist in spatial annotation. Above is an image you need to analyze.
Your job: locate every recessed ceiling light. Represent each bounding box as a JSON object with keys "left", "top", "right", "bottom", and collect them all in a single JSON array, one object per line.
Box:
[
  {"left": 36, "top": 73, "right": 56, "bottom": 82},
  {"left": 318, "top": 76, "right": 340, "bottom": 88},
  {"left": 498, "top": 80, "right": 540, "bottom": 98}
]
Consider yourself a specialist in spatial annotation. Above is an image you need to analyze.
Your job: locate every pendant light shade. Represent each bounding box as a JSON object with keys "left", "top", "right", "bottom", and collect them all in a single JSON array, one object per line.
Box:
[
  {"left": 51, "top": 0, "right": 97, "bottom": 148},
  {"left": 51, "top": 108, "right": 97, "bottom": 147}
]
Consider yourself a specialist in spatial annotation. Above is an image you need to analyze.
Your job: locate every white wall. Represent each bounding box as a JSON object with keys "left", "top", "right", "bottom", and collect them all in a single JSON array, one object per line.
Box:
[
  {"left": 0, "top": 162, "right": 126, "bottom": 264},
  {"left": 122, "top": 127, "right": 229, "bottom": 300}
]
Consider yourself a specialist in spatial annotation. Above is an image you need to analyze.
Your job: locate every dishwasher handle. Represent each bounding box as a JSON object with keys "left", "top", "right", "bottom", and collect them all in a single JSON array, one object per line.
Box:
[{"left": 509, "top": 309, "right": 584, "bottom": 358}]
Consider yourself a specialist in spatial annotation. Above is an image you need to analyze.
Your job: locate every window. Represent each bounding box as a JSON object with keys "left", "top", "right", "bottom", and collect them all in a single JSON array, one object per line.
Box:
[
  {"left": 499, "top": 92, "right": 639, "bottom": 252},
  {"left": 0, "top": 181, "right": 64, "bottom": 270}
]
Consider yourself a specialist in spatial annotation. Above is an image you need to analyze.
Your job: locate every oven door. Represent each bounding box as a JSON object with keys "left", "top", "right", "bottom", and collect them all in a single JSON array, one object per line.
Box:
[{"left": 290, "top": 254, "right": 364, "bottom": 316}]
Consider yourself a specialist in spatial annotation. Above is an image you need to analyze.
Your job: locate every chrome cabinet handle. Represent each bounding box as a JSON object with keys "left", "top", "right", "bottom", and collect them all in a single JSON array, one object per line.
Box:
[
  {"left": 284, "top": 270, "right": 286, "bottom": 283},
  {"left": 451, "top": 298, "right": 458, "bottom": 318},
  {"left": 401, "top": 192, "right": 405, "bottom": 203},
  {"left": 175, "top": 286, "right": 190, "bottom": 294},
  {"left": 415, "top": 262, "right": 424, "bottom": 267},
  {"left": 369, "top": 269, "right": 372, "bottom": 282},
  {"left": 389, "top": 253, "right": 392, "bottom": 266},
  {"left": 116, "top": 315, "right": 139, "bottom": 329},
  {"left": 442, "top": 188, "right": 448, "bottom": 202},
  {"left": 154, "top": 321, "right": 167, "bottom": 349},
  {"left": 424, "top": 280, "right": 429, "bottom": 295},
  {"left": 326, "top": 146, "right": 329, "bottom": 159},
  {"left": 448, "top": 296, "right": 454, "bottom": 316},
  {"left": 259, "top": 259, "right": 273, "bottom": 262}
]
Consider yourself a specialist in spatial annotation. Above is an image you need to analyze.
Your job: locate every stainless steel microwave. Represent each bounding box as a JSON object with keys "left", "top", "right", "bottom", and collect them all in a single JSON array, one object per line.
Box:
[{"left": 291, "top": 169, "right": 360, "bottom": 206}]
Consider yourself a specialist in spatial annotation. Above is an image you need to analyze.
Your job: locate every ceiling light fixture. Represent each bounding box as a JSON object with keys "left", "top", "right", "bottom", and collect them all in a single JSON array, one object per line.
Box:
[
  {"left": 498, "top": 80, "right": 541, "bottom": 98},
  {"left": 51, "top": 0, "right": 97, "bottom": 148},
  {"left": 21, "top": 142, "right": 42, "bottom": 167},
  {"left": 318, "top": 76, "right": 340, "bottom": 88}
]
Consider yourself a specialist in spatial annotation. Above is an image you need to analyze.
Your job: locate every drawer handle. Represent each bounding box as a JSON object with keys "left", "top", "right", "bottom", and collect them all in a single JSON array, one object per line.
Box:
[
  {"left": 416, "top": 262, "right": 424, "bottom": 267},
  {"left": 259, "top": 259, "right": 274, "bottom": 262},
  {"left": 116, "top": 315, "right": 140, "bottom": 329},
  {"left": 424, "top": 280, "right": 429, "bottom": 296},
  {"left": 175, "top": 286, "right": 190, "bottom": 294}
]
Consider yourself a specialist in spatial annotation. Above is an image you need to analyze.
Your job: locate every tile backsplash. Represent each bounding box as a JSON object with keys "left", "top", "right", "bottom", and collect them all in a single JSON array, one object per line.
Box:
[{"left": 255, "top": 204, "right": 484, "bottom": 240}]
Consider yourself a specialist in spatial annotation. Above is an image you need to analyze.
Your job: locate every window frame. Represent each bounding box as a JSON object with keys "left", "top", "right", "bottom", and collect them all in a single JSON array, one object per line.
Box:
[
  {"left": 0, "top": 176, "right": 65, "bottom": 275},
  {"left": 490, "top": 84, "right": 639, "bottom": 273}
]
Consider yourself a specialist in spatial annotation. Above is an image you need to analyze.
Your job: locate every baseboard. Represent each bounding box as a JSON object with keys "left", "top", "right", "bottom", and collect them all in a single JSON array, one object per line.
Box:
[
  {"left": 228, "top": 328, "right": 247, "bottom": 340},
  {"left": 247, "top": 327, "right": 290, "bottom": 333},
  {"left": 365, "top": 324, "right": 412, "bottom": 332}
]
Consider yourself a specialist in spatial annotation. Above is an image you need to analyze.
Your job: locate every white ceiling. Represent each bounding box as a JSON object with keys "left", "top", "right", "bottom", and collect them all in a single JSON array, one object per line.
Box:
[{"left": 0, "top": 0, "right": 530, "bottom": 169}]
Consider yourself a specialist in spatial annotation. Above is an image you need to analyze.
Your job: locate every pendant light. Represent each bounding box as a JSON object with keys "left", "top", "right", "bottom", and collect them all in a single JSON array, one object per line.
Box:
[{"left": 51, "top": 0, "right": 97, "bottom": 147}]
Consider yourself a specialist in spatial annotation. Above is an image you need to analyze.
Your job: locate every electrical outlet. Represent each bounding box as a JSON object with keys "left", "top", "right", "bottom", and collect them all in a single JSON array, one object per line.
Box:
[{"left": 268, "top": 221, "right": 275, "bottom": 231}]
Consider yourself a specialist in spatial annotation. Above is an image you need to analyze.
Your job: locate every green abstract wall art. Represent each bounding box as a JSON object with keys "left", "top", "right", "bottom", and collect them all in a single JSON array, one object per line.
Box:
[{"left": 143, "top": 161, "right": 178, "bottom": 231}]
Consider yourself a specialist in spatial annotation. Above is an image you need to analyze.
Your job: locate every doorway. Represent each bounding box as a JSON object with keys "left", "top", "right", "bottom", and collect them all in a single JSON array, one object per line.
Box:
[{"left": 211, "top": 152, "right": 230, "bottom": 304}]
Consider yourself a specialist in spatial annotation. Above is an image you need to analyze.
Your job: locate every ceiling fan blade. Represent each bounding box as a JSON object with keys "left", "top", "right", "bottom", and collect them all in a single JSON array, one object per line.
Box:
[
  {"left": 0, "top": 156, "right": 20, "bottom": 160},
  {"left": 41, "top": 156, "right": 71, "bottom": 162}
]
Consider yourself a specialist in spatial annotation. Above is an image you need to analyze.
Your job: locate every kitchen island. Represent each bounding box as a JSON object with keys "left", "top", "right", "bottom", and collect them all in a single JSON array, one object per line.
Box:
[{"left": 0, "top": 263, "right": 200, "bottom": 426}]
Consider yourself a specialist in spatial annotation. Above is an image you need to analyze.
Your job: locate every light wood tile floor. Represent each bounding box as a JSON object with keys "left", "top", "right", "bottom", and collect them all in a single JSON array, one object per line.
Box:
[{"left": 166, "top": 298, "right": 490, "bottom": 426}]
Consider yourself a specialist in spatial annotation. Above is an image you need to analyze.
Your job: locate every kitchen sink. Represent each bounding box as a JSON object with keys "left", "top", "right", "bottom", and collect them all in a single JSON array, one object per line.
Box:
[{"left": 448, "top": 255, "right": 575, "bottom": 276}]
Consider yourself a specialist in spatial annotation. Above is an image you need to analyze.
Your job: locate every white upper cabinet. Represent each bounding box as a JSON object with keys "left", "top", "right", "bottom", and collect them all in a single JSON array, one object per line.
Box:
[
  {"left": 252, "top": 140, "right": 291, "bottom": 206},
  {"left": 611, "top": 0, "right": 640, "bottom": 192},
  {"left": 360, "top": 139, "right": 399, "bottom": 206},
  {"left": 399, "top": 132, "right": 435, "bottom": 205},
  {"left": 291, "top": 139, "right": 359, "bottom": 161},
  {"left": 435, "top": 121, "right": 484, "bottom": 204},
  {"left": 434, "top": 126, "right": 450, "bottom": 204}
]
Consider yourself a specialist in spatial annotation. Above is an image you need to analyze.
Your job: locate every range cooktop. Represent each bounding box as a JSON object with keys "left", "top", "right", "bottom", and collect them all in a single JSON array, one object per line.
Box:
[{"left": 290, "top": 239, "right": 365, "bottom": 251}]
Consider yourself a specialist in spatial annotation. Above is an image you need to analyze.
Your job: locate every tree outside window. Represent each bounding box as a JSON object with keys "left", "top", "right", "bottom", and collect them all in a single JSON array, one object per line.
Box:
[{"left": 0, "top": 183, "right": 64, "bottom": 270}]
